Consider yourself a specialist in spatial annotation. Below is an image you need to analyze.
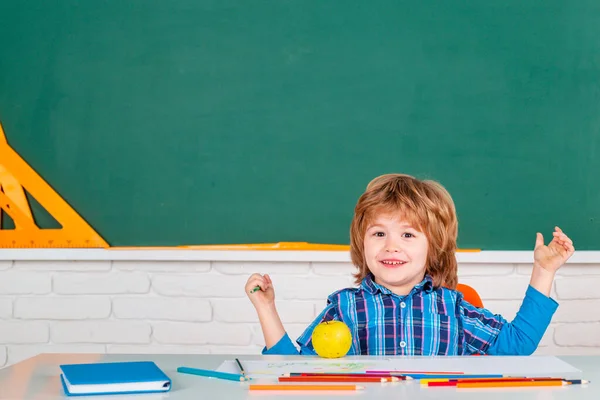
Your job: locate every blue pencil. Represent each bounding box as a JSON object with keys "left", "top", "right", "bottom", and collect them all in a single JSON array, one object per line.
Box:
[{"left": 177, "top": 366, "right": 247, "bottom": 382}]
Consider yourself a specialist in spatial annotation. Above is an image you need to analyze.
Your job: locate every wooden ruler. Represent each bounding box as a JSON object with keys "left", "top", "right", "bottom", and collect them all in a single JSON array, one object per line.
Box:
[{"left": 0, "top": 122, "right": 108, "bottom": 248}]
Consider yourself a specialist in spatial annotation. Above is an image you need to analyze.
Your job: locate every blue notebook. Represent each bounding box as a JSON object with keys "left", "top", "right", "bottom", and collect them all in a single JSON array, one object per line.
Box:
[{"left": 59, "top": 361, "right": 172, "bottom": 396}]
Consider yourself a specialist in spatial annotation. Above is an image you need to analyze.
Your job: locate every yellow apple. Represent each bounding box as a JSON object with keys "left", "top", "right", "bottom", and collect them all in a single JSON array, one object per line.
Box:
[{"left": 312, "top": 320, "right": 352, "bottom": 358}]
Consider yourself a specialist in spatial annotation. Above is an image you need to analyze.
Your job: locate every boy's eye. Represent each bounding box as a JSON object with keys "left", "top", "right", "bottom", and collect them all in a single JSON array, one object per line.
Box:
[
  {"left": 373, "top": 231, "right": 385, "bottom": 237},
  {"left": 402, "top": 232, "right": 414, "bottom": 238}
]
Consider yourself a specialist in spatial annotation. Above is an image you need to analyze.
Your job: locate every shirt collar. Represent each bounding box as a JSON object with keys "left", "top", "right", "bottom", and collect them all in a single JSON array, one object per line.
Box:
[{"left": 361, "top": 273, "right": 434, "bottom": 297}]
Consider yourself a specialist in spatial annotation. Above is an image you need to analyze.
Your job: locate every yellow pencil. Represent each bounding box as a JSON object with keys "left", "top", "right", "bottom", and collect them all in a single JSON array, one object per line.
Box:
[{"left": 457, "top": 380, "right": 570, "bottom": 388}]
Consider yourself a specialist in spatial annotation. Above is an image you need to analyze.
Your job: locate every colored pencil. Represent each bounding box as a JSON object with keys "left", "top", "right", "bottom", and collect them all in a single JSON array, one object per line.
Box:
[
  {"left": 429, "top": 380, "right": 562, "bottom": 388},
  {"left": 426, "top": 377, "right": 590, "bottom": 386},
  {"left": 457, "top": 380, "right": 570, "bottom": 388},
  {"left": 288, "top": 372, "right": 410, "bottom": 379},
  {"left": 279, "top": 376, "right": 399, "bottom": 383},
  {"left": 177, "top": 366, "right": 246, "bottom": 382},
  {"left": 450, "top": 378, "right": 556, "bottom": 384},
  {"left": 565, "top": 379, "right": 590, "bottom": 384},
  {"left": 408, "top": 374, "right": 504, "bottom": 380},
  {"left": 249, "top": 384, "right": 365, "bottom": 391},
  {"left": 451, "top": 377, "right": 550, "bottom": 382},
  {"left": 422, "top": 377, "right": 529, "bottom": 384},
  {"left": 249, "top": 285, "right": 261, "bottom": 293},
  {"left": 234, "top": 358, "right": 247, "bottom": 380}
]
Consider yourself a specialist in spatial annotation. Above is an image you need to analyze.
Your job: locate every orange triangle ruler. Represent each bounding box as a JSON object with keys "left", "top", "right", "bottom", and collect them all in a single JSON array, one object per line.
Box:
[{"left": 0, "top": 122, "right": 109, "bottom": 248}]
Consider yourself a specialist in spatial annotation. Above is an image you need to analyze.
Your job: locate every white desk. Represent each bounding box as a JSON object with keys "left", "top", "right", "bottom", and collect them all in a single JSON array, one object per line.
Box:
[{"left": 0, "top": 353, "right": 598, "bottom": 400}]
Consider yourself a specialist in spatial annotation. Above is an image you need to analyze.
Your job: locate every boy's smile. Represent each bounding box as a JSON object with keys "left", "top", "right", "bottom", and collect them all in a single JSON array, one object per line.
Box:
[
  {"left": 364, "top": 212, "right": 429, "bottom": 296},
  {"left": 379, "top": 257, "right": 408, "bottom": 267}
]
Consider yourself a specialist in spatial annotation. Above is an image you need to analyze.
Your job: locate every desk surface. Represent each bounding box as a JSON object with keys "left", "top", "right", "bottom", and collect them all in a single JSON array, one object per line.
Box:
[{"left": 0, "top": 353, "right": 597, "bottom": 400}]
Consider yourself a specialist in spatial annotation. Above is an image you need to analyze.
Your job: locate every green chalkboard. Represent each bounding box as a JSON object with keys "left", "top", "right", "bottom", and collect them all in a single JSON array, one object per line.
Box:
[{"left": 1, "top": 1, "right": 599, "bottom": 249}]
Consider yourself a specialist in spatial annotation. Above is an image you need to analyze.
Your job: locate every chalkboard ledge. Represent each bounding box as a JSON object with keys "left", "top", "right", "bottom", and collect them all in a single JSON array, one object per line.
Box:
[{"left": 0, "top": 249, "right": 598, "bottom": 264}]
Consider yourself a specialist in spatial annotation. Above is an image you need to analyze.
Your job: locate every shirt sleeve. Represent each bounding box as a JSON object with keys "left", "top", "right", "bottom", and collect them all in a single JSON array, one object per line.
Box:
[
  {"left": 261, "top": 332, "right": 300, "bottom": 355},
  {"left": 486, "top": 285, "right": 558, "bottom": 355},
  {"left": 260, "top": 300, "right": 339, "bottom": 356},
  {"left": 459, "top": 294, "right": 507, "bottom": 355},
  {"left": 459, "top": 285, "right": 558, "bottom": 355}
]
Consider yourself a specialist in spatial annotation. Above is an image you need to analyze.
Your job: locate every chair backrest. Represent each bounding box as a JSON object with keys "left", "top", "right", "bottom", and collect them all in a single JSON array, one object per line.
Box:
[{"left": 456, "top": 283, "right": 484, "bottom": 308}]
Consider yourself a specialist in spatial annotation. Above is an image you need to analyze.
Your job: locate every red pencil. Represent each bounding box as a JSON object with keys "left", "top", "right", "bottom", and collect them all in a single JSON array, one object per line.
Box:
[
  {"left": 289, "top": 372, "right": 410, "bottom": 380},
  {"left": 280, "top": 376, "right": 400, "bottom": 383}
]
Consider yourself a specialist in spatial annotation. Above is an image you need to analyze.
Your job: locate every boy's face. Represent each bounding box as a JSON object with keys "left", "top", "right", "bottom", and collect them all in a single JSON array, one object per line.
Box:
[{"left": 363, "top": 212, "right": 429, "bottom": 296}]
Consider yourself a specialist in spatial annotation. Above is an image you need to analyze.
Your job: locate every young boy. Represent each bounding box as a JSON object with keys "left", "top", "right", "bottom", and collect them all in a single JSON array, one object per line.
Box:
[{"left": 245, "top": 173, "right": 574, "bottom": 356}]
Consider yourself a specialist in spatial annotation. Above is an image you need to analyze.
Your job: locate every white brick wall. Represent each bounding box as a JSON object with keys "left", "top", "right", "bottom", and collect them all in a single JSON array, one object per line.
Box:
[
  {"left": 14, "top": 297, "right": 111, "bottom": 319},
  {"left": 113, "top": 297, "right": 212, "bottom": 322},
  {"left": 0, "top": 271, "right": 51, "bottom": 294},
  {"left": 53, "top": 271, "right": 151, "bottom": 294},
  {"left": 0, "top": 255, "right": 599, "bottom": 369}
]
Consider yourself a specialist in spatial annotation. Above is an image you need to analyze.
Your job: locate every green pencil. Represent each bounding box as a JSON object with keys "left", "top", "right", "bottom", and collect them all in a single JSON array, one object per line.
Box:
[{"left": 249, "top": 286, "right": 261, "bottom": 294}]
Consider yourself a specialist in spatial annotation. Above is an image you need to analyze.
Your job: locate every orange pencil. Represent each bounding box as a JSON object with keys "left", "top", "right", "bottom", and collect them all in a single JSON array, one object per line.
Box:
[
  {"left": 249, "top": 384, "right": 365, "bottom": 391},
  {"left": 457, "top": 381, "right": 570, "bottom": 388},
  {"left": 279, "top": 376, "right": 398, "bottom": 383}
]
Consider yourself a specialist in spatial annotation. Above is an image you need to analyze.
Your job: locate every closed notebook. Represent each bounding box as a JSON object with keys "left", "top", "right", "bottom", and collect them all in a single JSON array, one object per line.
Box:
[{"left": 59, "top": 361, "right": 171, "bottom": 396}]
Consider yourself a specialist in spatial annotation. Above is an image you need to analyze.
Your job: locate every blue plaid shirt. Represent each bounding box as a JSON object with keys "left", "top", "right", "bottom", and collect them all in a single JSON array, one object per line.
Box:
[{"left": 264, "top": 274, "right": 557, "bottom": 356}]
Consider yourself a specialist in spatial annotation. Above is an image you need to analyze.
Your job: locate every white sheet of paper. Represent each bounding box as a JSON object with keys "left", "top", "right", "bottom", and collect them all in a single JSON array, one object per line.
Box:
[
  {"left": 217, "top": 356, "right": 581, "bottom": 380},
  {"left": 217, "top": 359, "right": 388, "bottom": 379}
]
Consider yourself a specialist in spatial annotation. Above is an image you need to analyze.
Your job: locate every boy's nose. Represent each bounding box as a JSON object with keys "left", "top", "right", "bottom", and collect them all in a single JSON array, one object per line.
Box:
[{"left": 385, "top": 241, "right": 401, "bottom": 252}]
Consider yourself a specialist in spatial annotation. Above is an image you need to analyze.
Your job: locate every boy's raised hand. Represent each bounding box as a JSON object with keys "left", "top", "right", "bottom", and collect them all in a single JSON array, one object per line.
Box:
[
  {"left": 245, "top": 273, "right": 275, "bottom": 309},
  {"left": 245, "top": 273, "right": 286, "bottom": 350},
  {"left": 534, "top": 226, "right": 575, "bottom": 273}
]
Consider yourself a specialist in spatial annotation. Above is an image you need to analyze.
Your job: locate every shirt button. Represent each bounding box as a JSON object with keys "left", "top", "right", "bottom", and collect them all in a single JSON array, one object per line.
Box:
[
  {"left": 399, "top": 341, "right": 406, "bottom": 348},
  {"left": 400, "top": 302, "right": 406, "bottom": 308}
]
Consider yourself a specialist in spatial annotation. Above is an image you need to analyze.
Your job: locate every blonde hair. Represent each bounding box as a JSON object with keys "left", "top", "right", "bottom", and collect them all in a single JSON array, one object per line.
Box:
[{"left": 350, "top": 173, "right": 458, "bottom": 289}]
